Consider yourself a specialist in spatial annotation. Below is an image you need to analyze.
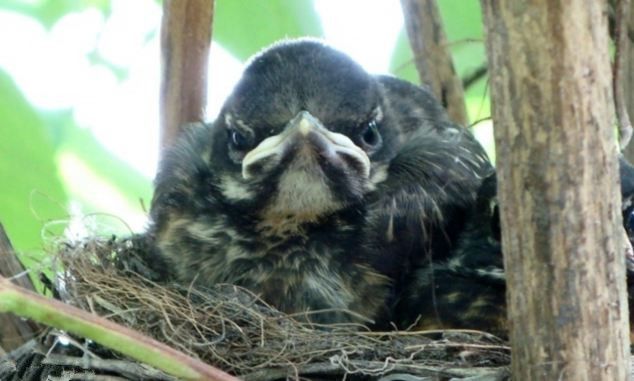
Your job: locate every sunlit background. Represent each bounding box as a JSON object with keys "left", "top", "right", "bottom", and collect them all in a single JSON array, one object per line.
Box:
[{"left": 0, "top": 0, "right": 491, "bottom": 259}]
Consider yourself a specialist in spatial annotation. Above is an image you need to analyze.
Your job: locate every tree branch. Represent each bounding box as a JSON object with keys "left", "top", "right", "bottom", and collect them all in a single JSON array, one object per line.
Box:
[
  {"left": 400, "top": 0, "right": 468, "bottom": 126},
  {"left": 160, "top": 0, "right": 215, "bottom": 153},
  {"left": 43, "top": 354, "right": 175, "bottom": 380},
  {"left": 462, "top": 64, "right": 488, "bottom": 91},
  {"left": 0, "top": 223, "right": 41, "bottom": 351},
  {"left": 0, "top": 276, "right": 239, "bottom": 381}
]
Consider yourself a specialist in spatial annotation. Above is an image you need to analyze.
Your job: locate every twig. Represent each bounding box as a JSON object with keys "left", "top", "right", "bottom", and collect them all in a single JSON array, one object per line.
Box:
[
  {"left": 160, "top": 0, "right": 214, "bottom": 153},
  {"left": 241, "top": 360, "right": 509, "bottom": 381},
  {"left": 0, "top": 339, "right": 40, "bottom": 362},
  {"left": 0, "top": 224, "right": 36, "bottom": 291},
  {"left": 463, "top": 65, "right": 488, "bottom": 91},
  {"left": 0, "top": 276, "right": 239, "bottom": 381},
  {"left": 614, "top": 0, "right": 633, "bottom": 149},
  {"left": 0, "top": 223, "right": 41, "bottom": 350},
  {"left": 469, "top": 116, "right": 493, "bottom": 128},
  {"left": 360, "top": 328, "right": 503, "bottom": 340},
  {"left": 43, "top": 354, "right": 175, "bottom": 380},
  {"left": 400, "top": 0, "right": 468, "bottom": 126},
  {"left": 0, "top": 361, "right": 15, "bottom": 377},
  {"left": 0, "top": 339, "right": 41, "bottom": 380},
  {"left": 49, "top": 373, "right": 129, "bottom": 381}
]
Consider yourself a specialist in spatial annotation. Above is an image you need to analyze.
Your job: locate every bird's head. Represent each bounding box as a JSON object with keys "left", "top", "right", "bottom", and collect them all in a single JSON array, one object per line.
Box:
[{"left": 208, "top": 40, "right": 398, "bottom": 222}]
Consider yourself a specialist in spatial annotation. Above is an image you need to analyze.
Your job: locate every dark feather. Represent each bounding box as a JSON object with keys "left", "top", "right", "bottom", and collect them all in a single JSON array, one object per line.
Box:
[
  {"left": 149, "top": 39, "right": 492, "bottom": 326},
  {"left": 398, "top": 158, "right": 634, "bottom": 337}
]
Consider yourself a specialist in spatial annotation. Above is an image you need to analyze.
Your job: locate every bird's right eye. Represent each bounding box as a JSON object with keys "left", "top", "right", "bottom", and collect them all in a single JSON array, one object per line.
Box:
[
  {"left": 229, "top": 129, "right": 249, "bottom": 151},
  {"left": 361, "top": 120, "right": 380, "bottom": 146}
]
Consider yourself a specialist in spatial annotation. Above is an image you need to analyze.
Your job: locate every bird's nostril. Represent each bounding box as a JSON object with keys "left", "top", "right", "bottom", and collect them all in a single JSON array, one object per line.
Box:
[
  {"left": 242, "top": 161, "right": 264, "bottom": 179},
  {"left": 339, "top": 152, "right": 367, "bottom": 177},
  {"left": 242, "top": 153, "right": 280, "bottom": 180}
]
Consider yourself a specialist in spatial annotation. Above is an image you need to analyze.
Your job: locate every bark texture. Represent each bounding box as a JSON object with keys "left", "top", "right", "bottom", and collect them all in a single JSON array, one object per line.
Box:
[
  {"left": 0, "top": 223, "right": 40, "bottom": 351},
  {"left": 481, "top": 1, "right": 630, "bottom": 380},
  {"left": 400, "top": 0, "right": 468, "bottom": 126},
  {"left": 160, "top": 0, "right": 214, "bottom": 153}
]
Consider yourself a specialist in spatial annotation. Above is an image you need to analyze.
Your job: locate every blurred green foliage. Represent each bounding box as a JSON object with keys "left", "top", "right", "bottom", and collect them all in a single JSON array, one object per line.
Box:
[
  {"left": 0, "top": 70, "right": 67, "bottom": 262},
  {"left": 0, "top": 0, "right": 489, "bottom": 261},
  {"left": 391, "top": 0, "right": 489, "bottom": 122},
  {"left": 0, "top": 0, "right": 111, "bottom": 26},
  {"left": 214, "top": 0, "right": 323, "bottom": 60}
]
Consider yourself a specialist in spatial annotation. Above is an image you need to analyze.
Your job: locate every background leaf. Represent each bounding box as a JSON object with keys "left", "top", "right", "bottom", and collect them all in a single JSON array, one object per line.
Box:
[
  {"left": 0, "top": 0, "right": 494, "bottom": 258},
  {"left": 0, "top": 69, "right": 68, "bottom": 261},
  {"left": 390, "top": 0, "right": 489, "bottom": 123},
  {"left": 0, "top": 0, "right": 111, "bottom": 27},
  {"left": 213, "top": 0, "right": 323, "bottom": 60}
]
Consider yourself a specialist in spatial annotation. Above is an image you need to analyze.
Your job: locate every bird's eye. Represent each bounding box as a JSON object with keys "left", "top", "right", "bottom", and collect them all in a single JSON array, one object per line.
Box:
[
  {"left": 360, "top": 120, "right": 381, "bottom": 148},
  {"left": 229, "top": 129, "right": 249, "bottom": 150}
]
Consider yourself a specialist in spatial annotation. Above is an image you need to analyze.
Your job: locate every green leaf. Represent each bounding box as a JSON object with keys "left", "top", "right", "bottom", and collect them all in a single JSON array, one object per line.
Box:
[
  {"left": 0, "top": 69, "right": 68, "bottom": 258},
  {"left": 213, "top": 0, "right": 322, "bottom": 61}
]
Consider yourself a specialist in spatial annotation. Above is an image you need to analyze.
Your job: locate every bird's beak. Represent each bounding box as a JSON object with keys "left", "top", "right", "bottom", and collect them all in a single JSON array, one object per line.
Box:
[{"left": 242, "top": 111, "right": 371, "bottom": 180}]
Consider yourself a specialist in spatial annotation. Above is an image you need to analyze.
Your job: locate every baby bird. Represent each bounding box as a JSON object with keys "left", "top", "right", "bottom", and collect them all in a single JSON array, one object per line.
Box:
[{"left": 149, "top": 39, "right": 492, "bottom": 325}]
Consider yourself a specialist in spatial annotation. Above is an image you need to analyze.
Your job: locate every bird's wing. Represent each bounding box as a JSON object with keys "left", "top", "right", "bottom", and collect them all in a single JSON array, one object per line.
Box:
[{"left": 363, "top": 76, "right": 494, "bottom": 325}]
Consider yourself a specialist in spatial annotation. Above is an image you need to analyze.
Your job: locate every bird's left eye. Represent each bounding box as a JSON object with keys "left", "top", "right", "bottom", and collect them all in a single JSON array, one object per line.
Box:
[
  {"left": 360, "top": 120, "right": 381, "bottom": 149},
  {"left": 229, "top": 129, "right": 249, "bottom": 151}
]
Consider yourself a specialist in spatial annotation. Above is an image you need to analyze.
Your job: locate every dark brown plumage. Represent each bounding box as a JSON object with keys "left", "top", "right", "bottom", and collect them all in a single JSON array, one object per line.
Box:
[
  {"left": 149, "top": 39, "right": 492, "bottom": 326},
  {"left": 395, "top": 157, "right": 634, "bottom": 338}
]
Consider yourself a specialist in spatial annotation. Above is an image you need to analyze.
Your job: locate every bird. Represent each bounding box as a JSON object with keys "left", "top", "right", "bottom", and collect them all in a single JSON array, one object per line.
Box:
[
  {"left": 148, "top": 39, "right": 493, "bottom": 326},
  {"left": 395, "top": 157, "right": 634, "bottom": 337},
  {"left": 394, "top": 171, "right": 506, "bottom": 335}
]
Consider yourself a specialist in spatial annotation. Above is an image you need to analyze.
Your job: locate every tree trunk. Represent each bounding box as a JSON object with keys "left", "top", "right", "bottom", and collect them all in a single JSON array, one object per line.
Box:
[
  {"left": 481, "top": 1, "right": 630, "bottom": 380},
  {"left": 400, "top": 0, "right": 468, "bottom": 126},
  {"left": 160, "top": 0, "right": 214, "bottom": 154}
]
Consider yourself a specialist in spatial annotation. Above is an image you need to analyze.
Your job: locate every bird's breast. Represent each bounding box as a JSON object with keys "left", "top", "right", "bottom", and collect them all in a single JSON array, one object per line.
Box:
[{"left": 156, "top": 213, "right": 389, "bottom": 324}]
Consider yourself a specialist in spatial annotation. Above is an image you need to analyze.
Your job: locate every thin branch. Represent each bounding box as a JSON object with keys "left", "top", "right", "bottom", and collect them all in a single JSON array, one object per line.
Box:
[
  {"left": 160, "top": 0, "right": 215, "bottom": 153},
  {"left": 400, "top": 0, "right": 468, "bottom": 126},
  {"left": 0, "top": 223, "right": 41, "bottom": 350},
  {"left": 0, "top": 276, "right": 239, "bottom": 381},
  {"left": 43, "top": 354, "right": 175, "bottom": 380},
  {"left": 462, "top": 64, "right": 488, "bottom": 91},
  {"left": 241, "top": 361, "right": 509, "bottom": 381},
  {"left": 49, "top": 373, "right": 129, "bottom": 381}
]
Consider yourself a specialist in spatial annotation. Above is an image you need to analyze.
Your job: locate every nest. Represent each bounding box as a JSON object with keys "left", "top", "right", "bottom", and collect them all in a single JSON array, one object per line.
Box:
[{"left": 2, "top": 234, "right": 511, "bottom": 380}]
